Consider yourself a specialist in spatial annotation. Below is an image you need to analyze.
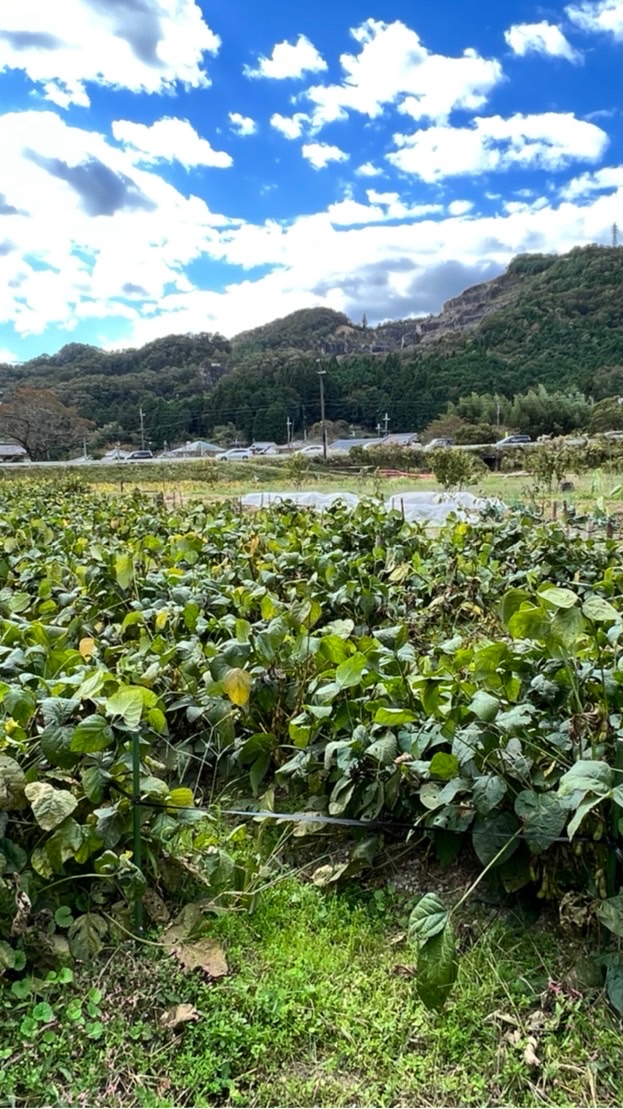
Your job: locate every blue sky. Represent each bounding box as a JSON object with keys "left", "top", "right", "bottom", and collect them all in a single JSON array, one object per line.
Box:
[{"left": 0, "top": 0, "right": 622, "bottom": 360}]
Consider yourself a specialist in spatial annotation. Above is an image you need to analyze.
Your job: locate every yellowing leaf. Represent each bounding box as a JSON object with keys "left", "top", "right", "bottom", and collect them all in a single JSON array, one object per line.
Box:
[
  {"left": 155, "top": 611, "right": 168, "bottom": 631},
  {"left": 79, "top": 637, "right": 95, "bottom": 660},
  {"left": 168, "top": 787, "right": 194, "bottom": 809},
  {"left": 223, "top": 668, "right": 251, "bottom": 707}
]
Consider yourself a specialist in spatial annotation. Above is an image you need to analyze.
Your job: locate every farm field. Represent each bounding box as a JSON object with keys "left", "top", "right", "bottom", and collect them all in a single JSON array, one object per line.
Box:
[{"left": 1, "top": 480, "right": 623, "bottom": 1106}]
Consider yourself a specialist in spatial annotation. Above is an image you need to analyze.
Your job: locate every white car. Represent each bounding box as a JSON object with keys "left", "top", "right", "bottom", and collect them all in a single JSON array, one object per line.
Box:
[
  {"left": 296, "top": 444, "right": 324, "bottom": 457},
  {"left": 215, "top": 448, "right": 253, "bottom": 461}
]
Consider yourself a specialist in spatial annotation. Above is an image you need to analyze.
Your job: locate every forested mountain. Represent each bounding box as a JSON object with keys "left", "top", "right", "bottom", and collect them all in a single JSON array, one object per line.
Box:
[{"left": 2, "top": 244, "right": 623, "bottom": 449}]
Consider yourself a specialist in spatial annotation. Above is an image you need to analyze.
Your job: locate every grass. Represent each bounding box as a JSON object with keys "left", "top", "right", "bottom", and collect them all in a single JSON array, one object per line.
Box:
[{"left": 1, "top": 877, "right": 622, "bottom": 1108}]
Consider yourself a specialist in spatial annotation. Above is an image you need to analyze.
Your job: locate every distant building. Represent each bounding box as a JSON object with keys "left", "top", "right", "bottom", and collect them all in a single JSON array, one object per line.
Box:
[
  {"left": 165, "top": 440, "right": 221, "bottom": 457},
  {"left": 330, "top": 438, "right": 381, "bottom": 453},
  {"left": 0, "top": 442, "right": 28, "bottom": 463},
  {"left": 250, "top": 441, "right": 279, "bottom": 454},
  {"left": 379, "top": 432, "right": 421, "bottom": 447}
]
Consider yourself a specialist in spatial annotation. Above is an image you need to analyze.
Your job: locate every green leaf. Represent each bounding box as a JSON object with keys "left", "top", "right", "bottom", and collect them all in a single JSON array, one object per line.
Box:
[
  {"left": 0, "top": 754, "right": 26, "bottom": 810},
  {"left": 567, "top": 793, "right": 605, "bottom": 839},
  {"left": 4, "top": 688, "right": 36, "bottom": 725},
  {"left": 168, "top": 787, "right": 194, "bottom": 809},
  {"left": 373, "top": 707, "right": 416, "bottom": 726},
  {"left": 114, "top": 552, "right": 134, "bottom": 590},
  {"left": 500, "top": 589, "right": 531, "bottom": 628},
  {"left": 24, "top": 782, "right": 77, "bottom": 831},
  {"left": 416, "top": 924, "right": 458, "bottom": 1010},
  {"left": 328, "top": 777, "right": 355, "bottom": 816},
  {"left": 604, "top": 956, "right": 623, "bottom": 1015},
  {"left": 468, "top": 691, "right": 499, "bottom": 722},
  {"left": 223, "top": 668, "right": 252, "bottom": 707},
  {"left": 67, "top": 913, "right": 107, "bottom": 961},
  {"left": 45, "top": 818, "right": 83, "bottom": 872},
  {"left": 472, "top": 812, "right": 520, "bottom": 867},
  {"left": 335, "top": 652, "right": 367, "bottom": 689},
  {"left": 596, "top": 894, "right": 623, "bottom": 939},
  {"left": 472, "top": 775, "right": 507, "bottom": 816},
  {"left": 409, "top": 893, "right": 449, "bottom": 942},
  {"left": 558, "top": 760, "right": 613, "bottom": 797},
  {"left": 514, "top": 791, "right": 567, "bottom": 853},
  {"left": 32, "top": 1002, "right": 54, "bottom": 1023},
  {"left": 429, "top": 752, "right": 459, "bottom": 781},
  {"left": 40, "top": 726, "right": 79, "bottom": 769},
  {"left": 540, "top": 586, "right": 578, "bottom": 609},
  {"left": 250, "top": 752, "right": 271, "bottom": 795},
  {"left": 70, "top": 714, "right": 114, "bottom": 754},
  {"left": 54, "top": 906, "right": 74, "bottom": 929},
  {"left": 81, "top": 766, "right": 111, "bottom": 805},
  {"left": 105, "top": 685, "right": 145, "bottom": 728},
  {"left": 582, "top": 595, "right": 619, "bottom": 623},
  {"left": 366, "top": 734, "right": 398, "bottom": 764}
]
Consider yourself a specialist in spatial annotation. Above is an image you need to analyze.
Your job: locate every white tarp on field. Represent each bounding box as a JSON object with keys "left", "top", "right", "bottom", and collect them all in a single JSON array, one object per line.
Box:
[{"left": 240, "top": 490, "right": 502, "bottom": 522}]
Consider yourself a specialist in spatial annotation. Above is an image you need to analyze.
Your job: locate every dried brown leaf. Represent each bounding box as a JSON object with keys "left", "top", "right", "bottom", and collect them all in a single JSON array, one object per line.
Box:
[
  {"left": 523, "top": 1036, "right": 541, "bottom": 1068},
  {"left": 160, "top": 1003, "right": 201, "bottom": 1029},
  {"left": 143, "top": 888, "right": 170, "bottom": 924},
  {"left": 171, "top": 937, "right": 228, "bottom": 978}
]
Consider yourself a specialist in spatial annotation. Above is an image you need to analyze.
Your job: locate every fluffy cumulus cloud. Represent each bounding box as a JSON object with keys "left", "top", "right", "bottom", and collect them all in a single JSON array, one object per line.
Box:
[
  {"left": 356, "top": 162, "right": 383, "bottom": 177},
  {"left": 389, "top": 112, "right": 608, "bottom": 181},
  {"left": 244, "top": 34, "right": 327, "bottom": 79},
  {"left": 229, "top": 113, "right": 256, "bottom": 136},
  {"left": 301, "top": 142, "right": 349, "bottom": 169},
  {"left": 300, "top": 18, "right": 503, "bottom": 130},
  {"left": 0, "top": 0, "right": 219, "bottom": 107},
  {"left": 270, "top": 112, "right": 310, "bottom": 139},
  {"left": 112, "top": 117, "right": 232, "bottom": 169},
  {"left": 504, "top": 21, "right": 581, "bottom": 61},
  {"left": 567, "top": 0, "right": 623, "bottom": 38}
]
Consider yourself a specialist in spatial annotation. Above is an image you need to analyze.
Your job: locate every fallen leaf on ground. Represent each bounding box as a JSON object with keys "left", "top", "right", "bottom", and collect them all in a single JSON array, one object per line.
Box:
[
  {"left": 143, "top": 888, "right": 170, "bottom": 924},
  {"left": 170, "top": 937, "right": 228, "bottom": 978},
  {"left": 160, "top": 1003, "right": 201, "bottom": 1029},
  {"left": 392, "top": 964, "right": 417, "bottom": 978},
  {"left": 523, "top": 1036, "right": 541, "bottom": 1068},
  {"left": 388, "top": 932, "right": 406, "bottom": 946}
]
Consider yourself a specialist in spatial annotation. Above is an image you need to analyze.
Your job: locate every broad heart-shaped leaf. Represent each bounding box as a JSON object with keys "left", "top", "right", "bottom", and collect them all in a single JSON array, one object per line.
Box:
[
  {"left": 81, "top": 766, "right": 111, "bottom": 805},
  {"left": 551, "top": 606, "right": 585, "bottom": 651},
  {"left": 366, "top": 734, "right": 398, "bottom": 765},
  {"left": 249, "top": 752, "right": 270, "bottom": 795},
  {"left": 0, "top": 754, "right": 26, "bottom": 810},
  {"left": 596, "top": 894, "right": 623, "bottom": 939},
  {"left": 540, "top": 586, "right": 578, "bottom": 610},
  {"left": 24, "top": 782, "right": 77, "bottom": 831},
  {"left": 514, "top": 790, "right": 567, "bottom": 853},
  {"left": 416, "top": 924, "right": 458, "bottom": 1011},
  {"left": 373, "top": 707, "right": 416, "bottom": 727},
  {"left": 223, "top": 668, "right": 252, "bottom": 707},
  {"left": 583, "top": 595, "right": 619, "bottom": 623},
  {"left": 500, "top": 588, "right": 531, "bottom": 629},
  {"left": 67, "top": 912, "right": 107, "bottom": 961},
  {"left": 472, "top": 811, "right": 520, "bottom": 867},
  {"left": 429, "top": 752, "right": 460, "bottom": 781},
  {"left": 328, "top": 776, "right": 355, "bottom": 816},
  {"left": 114, "top": 551, "right": 134, "bottom": 590},
  {"left": 409, "top": 893, "right": 449, "bottom": 942},
  {"left": 105, "top": 685, "right": 146, "bottom": 728},
  {"left": 472, "top": 774, "right": 507, "bottom": 816},
  {"left": 335, "top": 652, "right": 367, "bottom": 690},
  {"left": 558, "top": 760, "right": 613, "bottom": 798},
  {"left": 469, "top": 691, "right": 499, "bottom": 722},
  {"left": 70, "top": 714, "right": 114, "bottom": 754}
]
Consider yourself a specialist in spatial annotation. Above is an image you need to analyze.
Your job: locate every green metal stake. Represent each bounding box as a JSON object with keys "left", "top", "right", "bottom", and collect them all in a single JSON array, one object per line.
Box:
[{"left": 131, "top": 732, "right": 144, "bottom": 936}]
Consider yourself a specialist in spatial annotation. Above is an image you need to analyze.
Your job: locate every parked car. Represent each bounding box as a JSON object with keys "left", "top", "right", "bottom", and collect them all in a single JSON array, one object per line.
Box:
[
  {"left": 424, "top": 437, "right": 454, "bottom": 451},
  {"left": 296, "top": 444, "right": 324, "bottom": 456},
  {"left": 215, "top": 448, "right": 253, "bottom": 461},
  {"left": 495, "top": 434, "right": 532, "bottom": 448},
  {"left": 124, "top": 450, "right": 154, "bottom": 461}
]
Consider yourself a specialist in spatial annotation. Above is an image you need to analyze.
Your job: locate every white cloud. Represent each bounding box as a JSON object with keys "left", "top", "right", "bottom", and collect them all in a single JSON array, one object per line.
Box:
[
  {"left": 0, "top": 348, "right": 18, "bottom": 363},
  {"left": 505, "top": 21, "right": 581, "bottom": 61},
  {"left": 302, "top": 18, "right": 503, "bottom": 130},
  {"left": 327, "top": 192, "right": 442, "bottom": 226},
  {"left": 229, "top": 113, "right": 256, "bottom": 137},
  {"left": 559, "top": 164, "right": 623, "bottom": 199},
  {"left": 356, "top": 162, "right": 383, "bottom": 177},
  {"left": 270, "top": 112, "right": 310, "bottom": 139},
  {"left": 389, "top": 112, "right": 608, "bottom": 181},
  {"left": 0, "top": 0, "right": 219, "bottom": 107},
  {"left": 567, "top": 0, "right": 623, "bottom": 38},
  {"left": 301, "top": 142, "right": 349, "bottom": 169},
  {"left": 112, "top": 117, "right": 232, "bottom": 169},
  {"left": 448, "top": 200, "right": 474, "bottom": 215},
  {"left": 245, "top": 34, "right": 327, "bottom": 79}
]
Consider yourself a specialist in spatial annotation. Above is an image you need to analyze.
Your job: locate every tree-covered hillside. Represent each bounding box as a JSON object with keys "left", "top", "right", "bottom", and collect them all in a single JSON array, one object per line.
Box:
[{"left": 3, "top": 244, "right": 623, "bottom": 449}]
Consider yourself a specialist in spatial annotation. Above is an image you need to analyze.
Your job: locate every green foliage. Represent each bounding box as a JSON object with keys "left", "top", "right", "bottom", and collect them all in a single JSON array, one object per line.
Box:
[{"left": 429, "top": 448, "right": 481, "bottom": 489}]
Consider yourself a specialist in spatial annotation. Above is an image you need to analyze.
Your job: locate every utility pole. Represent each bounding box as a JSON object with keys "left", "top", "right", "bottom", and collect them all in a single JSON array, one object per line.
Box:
[
  {"left": 82, "top": 436, "right": 87, "bottom": 461},
  {"left": 317, "top": 363, "right": 328, "bottom": 462},
  {"left": 286, "top": 416, "right": 292, "bottom": 445},
  {"left": 613, "top": 222, "right": 619, "bottom": 249},
  {"left": 383, "top": 411, "right": 389, "bottom": 436},
  {"left": 376, "top": 421, "right": 382, "bottom": 438},
  {"left": 139, "top": 407, "right": 145, "bottom": 451}
]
